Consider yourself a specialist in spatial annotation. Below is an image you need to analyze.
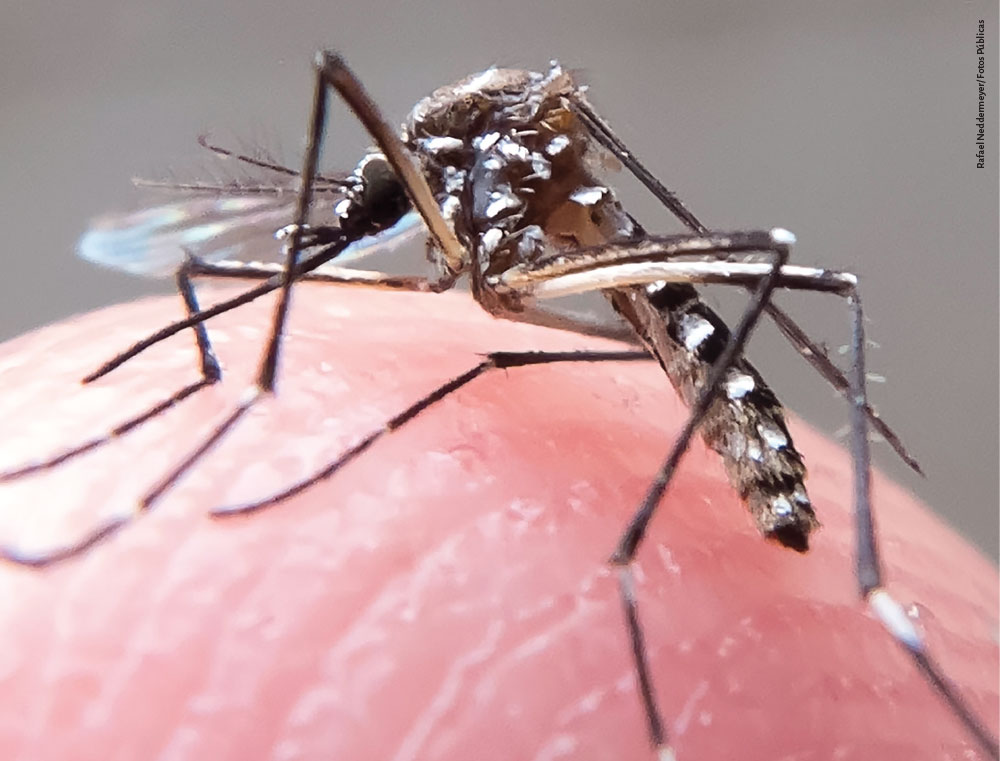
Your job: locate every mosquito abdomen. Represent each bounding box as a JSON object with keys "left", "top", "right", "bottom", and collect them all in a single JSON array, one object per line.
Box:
[{"left": 608, "top": 282, "right": 819, "bottom": 551}]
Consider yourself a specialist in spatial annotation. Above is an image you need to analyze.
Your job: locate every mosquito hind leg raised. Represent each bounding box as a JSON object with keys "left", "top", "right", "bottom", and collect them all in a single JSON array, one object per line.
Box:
[
  {"left": 843, "top": 289, "right": 998, "bottom": 760},
  {"left": 571, "top": 94, "right": 920, "bottom": 474}
]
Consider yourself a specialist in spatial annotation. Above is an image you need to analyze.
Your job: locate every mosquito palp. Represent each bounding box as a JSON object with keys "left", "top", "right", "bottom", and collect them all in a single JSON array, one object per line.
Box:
[{"left": 0, "top": 52, "right": 994, "bottom": 759}]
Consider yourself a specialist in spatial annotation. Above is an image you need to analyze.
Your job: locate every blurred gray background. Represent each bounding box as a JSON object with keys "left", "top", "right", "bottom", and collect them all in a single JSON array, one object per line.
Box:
[{"left": 1, "top": 1, "right": 997, "bottom": 559}]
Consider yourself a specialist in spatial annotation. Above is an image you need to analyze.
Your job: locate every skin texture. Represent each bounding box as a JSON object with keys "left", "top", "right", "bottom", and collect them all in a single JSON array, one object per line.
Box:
[{"left": 0, "top": 285, "right": 996, "bottom": 761}]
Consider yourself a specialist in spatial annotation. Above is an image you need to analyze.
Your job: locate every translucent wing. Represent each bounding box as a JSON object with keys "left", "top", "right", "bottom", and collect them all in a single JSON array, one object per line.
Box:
[{"left": 78, "top": 184, "right": 425, "bottom": 278}]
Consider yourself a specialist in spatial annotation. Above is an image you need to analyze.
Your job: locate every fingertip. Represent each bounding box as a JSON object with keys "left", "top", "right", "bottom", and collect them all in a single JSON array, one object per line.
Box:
[{"left": 0, "top": 287, "right": 995, "bottom": 760}]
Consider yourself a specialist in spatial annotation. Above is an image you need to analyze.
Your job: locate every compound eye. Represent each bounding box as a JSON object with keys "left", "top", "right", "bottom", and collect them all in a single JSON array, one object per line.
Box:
[{"left": 357, "top": 152, "right": 396, "bottom": 188}]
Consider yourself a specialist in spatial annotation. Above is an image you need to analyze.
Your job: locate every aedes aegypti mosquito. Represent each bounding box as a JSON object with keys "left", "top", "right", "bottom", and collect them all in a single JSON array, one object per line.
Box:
[{"left": 1, "top": 52, "right": 996, "bottom": 759}]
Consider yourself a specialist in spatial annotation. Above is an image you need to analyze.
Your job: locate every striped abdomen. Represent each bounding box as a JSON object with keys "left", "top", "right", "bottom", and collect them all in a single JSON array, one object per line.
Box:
[{"left": 608, "top": 283, "right": 818, "bottom": 551}]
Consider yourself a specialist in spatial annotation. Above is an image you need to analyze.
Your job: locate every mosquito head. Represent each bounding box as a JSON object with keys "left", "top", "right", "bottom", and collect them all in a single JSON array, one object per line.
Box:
[{"left": 333, "top": 152, "right": 412, "bottom": 237}]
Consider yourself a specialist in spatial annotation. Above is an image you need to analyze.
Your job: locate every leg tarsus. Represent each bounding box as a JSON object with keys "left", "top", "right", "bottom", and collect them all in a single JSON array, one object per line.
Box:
[
  {"left": 850, "top": 295, "right": 998, "bottom": 759},
  {"left": 140, "top": 389, "right": 260, "bottom": 510},
  {"left": 615, "top": 566, "right": 670, "bottom": 755},
  {"left": 0, "top": 261, "right": 223, "bottom": 483},
  {"left": 0, "top": 516, "right": 131, "bottom": 569},
  {"left": 210, "top": 349, "right": 651, "bottom": 517},
  {"left": 0, "top": 378, "right": 214, "bottom": 483},
  {"left": 868, "top": 587, "right": 1000, "bottom": 759}
]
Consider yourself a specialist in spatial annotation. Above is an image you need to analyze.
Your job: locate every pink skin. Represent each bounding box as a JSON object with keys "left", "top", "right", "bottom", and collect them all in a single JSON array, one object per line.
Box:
[{"left": 0, "top": 286, "right": 996, "bottom": 761}]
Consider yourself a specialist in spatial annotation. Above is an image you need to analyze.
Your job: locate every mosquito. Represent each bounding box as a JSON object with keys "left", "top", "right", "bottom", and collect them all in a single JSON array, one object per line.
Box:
[{"left": 1, "top": 52, "right": 996, "bottom": 759}]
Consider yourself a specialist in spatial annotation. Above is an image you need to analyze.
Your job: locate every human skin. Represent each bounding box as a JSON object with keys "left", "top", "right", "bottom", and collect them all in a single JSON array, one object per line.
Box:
[{"left": 0, "top": 286, "right": 996, "bottom": 761}]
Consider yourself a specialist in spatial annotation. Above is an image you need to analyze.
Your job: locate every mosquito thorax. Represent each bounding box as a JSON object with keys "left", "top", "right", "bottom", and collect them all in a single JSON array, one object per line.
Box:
[{"left": 401, "top": 63, "right": 637, "bottom": 313}]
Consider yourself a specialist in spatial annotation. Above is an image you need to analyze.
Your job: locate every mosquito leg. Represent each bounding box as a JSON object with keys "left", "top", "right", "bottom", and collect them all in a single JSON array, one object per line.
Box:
[
  {"left": 0, "top": 261, "right": 221, "bottom": 485},
  {"left": 316, "top": 52, "right": 467, "bottom": 271},
  {"left": 764, "top": 301, "right": 921, "bottom": 473},
  {"left": 571, "top": 96, "right": 919, "bottom": 474},
  {"left": 208, "top": 348, "right": 651, "bottom": 517},
  {"left": 0, "top": 379, "right": 208, "bottom": 482},
  {"left": 607, "top": 245, "right": 787, "bottom": 759},
  {"left": 0, "top": 518, "right": 132, "bottom": 569},
  {"left": 83, "top": 242, "right": 353, "bottom": 383},
  {"left": 177, "top": 255, "right": 223, "bottom": 380},
  {"left": 129, "top": 51, "right": 468, "bottom": 515},
  {"left": 135, "top": 263, "right": 444, "bottom": 514},
  {"left": 513, "top": 240, "right": 996, "bottom": 754},
  {"left": 185, "top": 257, "right": 440, "bottom": 291},
  {"left": 189, "top": 53, "right": 329, "bottom": 404},
  {"left": 0, "top": 261, "right": 223, "bottom": 567},
  {"left": 83, "top": 237, "right": 442, "bottom": 386},
  {"left": 843, "top": 289, "right": 999, "bottom": 760}
]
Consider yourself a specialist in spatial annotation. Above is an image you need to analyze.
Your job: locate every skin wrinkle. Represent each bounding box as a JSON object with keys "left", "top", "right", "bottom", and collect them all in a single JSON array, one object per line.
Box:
[
  {"left": 186, "top": 543, "right": 294, "bottom": 736},
  {"left": 280, "top": 522, "right": 478, "bottom": 730},
  {"left": 221, "top": 523, "right": 473, "bottom": 755},
  {"left": 83, "top": 529, "right": 206, "bottom": 742},
  {"left": 499, "top": 567, "right": 609, "bottom": 665},
  {"left": 391, "top": 621, "right": 505, "bottom": 761},
  {"left": 460, "top": 563, "right": 622, "bottom": 754},
  {"left": 670, "top": 680, "right": 711, "bottom": 739},
  {"left": 530, "top": 732, "right": 579, "bottom": 761},
  {"left": 294, "top": 501, "right": 622, "bottom": 758},
  {"left": 28, "top": 565, "right": 78, "bottom": 751},
  {"left": 29, "top": 545, "right": 172, "bottom": 753},
  {"left": 552, "top": 685, "right": 609, "bottom": 727}
]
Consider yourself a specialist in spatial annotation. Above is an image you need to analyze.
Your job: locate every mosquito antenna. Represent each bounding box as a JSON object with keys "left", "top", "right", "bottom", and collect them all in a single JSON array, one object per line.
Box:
[
  {"left": 132, "top": 178, "right": 300, "bottom": 195},
  {"left": 196, "top": 134, "right": 349, "bottom": 186}
]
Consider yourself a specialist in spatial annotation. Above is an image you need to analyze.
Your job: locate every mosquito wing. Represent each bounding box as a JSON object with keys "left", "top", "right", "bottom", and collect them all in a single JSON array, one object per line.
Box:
[{"left": 78, "top": 185, "right": 425, "bottom": 278}]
